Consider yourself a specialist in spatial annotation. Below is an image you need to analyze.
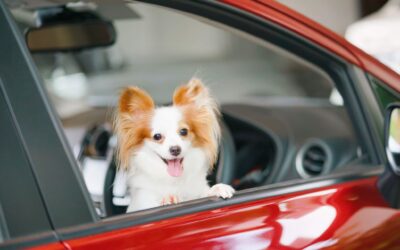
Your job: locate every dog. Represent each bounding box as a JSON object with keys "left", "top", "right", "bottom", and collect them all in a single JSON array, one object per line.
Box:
[{"left": 114, "top": 78, "right": 235, "bottom": 212}]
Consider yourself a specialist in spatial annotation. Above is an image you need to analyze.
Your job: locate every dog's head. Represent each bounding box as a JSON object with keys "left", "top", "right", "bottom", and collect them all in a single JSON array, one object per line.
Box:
[{"left": 115, "top": 78, "right": 220, "bottom": 178}]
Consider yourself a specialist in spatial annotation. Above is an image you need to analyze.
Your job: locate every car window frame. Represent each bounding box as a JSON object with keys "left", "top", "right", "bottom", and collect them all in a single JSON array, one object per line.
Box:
[
  {"left": 0, "top": 0, "right": 386, "bottom": 246},
  {"left": 0, "top": 80, "right": 56, "bottom": 247},
  {"left": 58, "top": 0, "right": 385, "bottom": 236},
  {"left": 0, "top": 0, "right": 97, "bottom": 233},
  {"left": 0, "top": 202, "right": 8, "bottom": 245}
]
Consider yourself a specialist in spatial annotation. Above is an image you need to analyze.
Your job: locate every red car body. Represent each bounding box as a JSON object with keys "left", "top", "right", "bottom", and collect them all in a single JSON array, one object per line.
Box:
[
  {"left": 17, "top": 0, "right": 400, "bottom": 249},
  {"left": 54, "top": 178, "right": 399, "bottom": 249}
]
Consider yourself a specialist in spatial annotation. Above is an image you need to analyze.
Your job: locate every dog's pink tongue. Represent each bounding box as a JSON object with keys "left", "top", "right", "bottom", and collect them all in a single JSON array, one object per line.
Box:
[{"left": 167, "top": 159, "right": 183, "bottom": 177}]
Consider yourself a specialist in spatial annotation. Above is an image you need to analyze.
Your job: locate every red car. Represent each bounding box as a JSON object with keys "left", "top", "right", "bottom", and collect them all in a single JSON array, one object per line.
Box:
[{"left": 1, "top": 0, "right": 400, "bottom": 249}]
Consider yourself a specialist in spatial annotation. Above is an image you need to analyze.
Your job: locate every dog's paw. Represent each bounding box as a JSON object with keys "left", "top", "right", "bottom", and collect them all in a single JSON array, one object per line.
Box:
[
  {"left": 161, "top": 195, "right": 180, "bottom": 206},
  {"left": 208, "top": 183, "right": 235, "bottom": 199}
]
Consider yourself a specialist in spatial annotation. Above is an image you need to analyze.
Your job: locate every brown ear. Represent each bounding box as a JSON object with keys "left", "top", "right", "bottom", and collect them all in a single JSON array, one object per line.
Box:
[
  {"left": 119, "top": 87, "right": 154, "bottom": 114},
  {"left": 173, "top": 78, "right": 208, "bottom": 107},
  {"left": 173, "top": 78, "right": 221, "bottom": 167},
  {"left": 115, "top": 87, "right": 154, "bottom": 170}
]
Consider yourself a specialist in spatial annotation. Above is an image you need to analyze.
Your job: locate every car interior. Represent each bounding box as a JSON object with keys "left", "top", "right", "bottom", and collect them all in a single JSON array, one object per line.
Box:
[{"left": 11, "top": 1, "right": 370, "bottom": 217}]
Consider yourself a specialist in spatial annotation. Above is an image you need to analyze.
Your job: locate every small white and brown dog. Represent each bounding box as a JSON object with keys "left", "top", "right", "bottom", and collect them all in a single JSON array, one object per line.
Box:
[{"left": 114, "top": 78, "right": 235, "bottom": 212}]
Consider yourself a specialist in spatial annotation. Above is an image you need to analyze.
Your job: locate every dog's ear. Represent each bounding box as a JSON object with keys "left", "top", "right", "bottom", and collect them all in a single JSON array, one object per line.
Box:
[
  {"left": 115, "top": 87, "right": 154, "bottom": 170},
  {"left": 173, "top": 78, "right": 221, "bottom": 167},
  {"left": 119, "top": 87, "right": 154, "bottom": 114},
  {"left": 173, "top": 78, "right": 210, "bottom": 107}
]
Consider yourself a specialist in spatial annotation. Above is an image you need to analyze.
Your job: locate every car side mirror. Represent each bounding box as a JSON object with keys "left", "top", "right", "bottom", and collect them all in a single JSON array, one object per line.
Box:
[{"left": 385, "top": 104, "right": 400, "bottom": 175}]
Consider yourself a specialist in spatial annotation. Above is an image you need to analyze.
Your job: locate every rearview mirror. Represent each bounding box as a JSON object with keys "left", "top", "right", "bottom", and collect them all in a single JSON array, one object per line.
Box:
[
  {"left": 26, "top": 20, "right": 116, "bottom": 52},
  {"left": 385, "top": 104, "right": 400, "bottom": 175}
]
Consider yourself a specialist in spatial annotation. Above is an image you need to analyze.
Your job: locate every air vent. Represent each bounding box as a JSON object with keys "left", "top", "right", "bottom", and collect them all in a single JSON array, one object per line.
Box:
[
  {"left": 296, "top": 140, "right": 332, "bottom": 178},
  {"left": 303, "top": 145, "right": 326, "bottom": 175}
]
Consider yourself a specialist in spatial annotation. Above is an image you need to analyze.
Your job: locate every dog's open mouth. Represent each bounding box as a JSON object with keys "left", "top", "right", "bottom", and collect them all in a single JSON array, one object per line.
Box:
[{"left": 160, "top": 157, "right": 184, "bottom": 177}]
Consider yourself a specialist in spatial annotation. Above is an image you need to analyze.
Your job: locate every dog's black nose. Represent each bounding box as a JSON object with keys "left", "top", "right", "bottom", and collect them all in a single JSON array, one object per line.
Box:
[{"left": 169, "top": 146, "right": 181, "bottom": 156}]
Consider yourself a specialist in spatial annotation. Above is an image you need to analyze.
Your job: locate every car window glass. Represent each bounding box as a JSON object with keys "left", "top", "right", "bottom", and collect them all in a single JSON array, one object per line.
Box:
[{"left": 11, "top": 2, "right": 368, "bottom": 217}]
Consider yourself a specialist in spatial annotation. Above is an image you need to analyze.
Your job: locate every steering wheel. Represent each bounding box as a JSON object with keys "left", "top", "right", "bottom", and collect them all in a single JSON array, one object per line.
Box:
[{"left": 103, "top": 119, "right": 236, "bottom": 216}]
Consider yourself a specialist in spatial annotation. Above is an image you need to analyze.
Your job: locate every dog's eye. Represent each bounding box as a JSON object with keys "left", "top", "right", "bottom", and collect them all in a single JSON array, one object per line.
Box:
[
  {"left": 153, "top": 133, "right": 162, "bottom": 141},
  {"left": 179, "top": 128, "right": 188, "bottom": 136}
]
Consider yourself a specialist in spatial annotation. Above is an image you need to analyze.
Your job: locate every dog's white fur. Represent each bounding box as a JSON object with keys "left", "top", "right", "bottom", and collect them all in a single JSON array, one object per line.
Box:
[{"left": 115, "top": 79, "right": 234, "bottom": 212}]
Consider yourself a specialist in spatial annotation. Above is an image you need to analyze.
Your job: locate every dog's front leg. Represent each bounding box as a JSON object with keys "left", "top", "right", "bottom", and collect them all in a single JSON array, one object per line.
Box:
[
  {"left": 207, "top": 183, "right": 235, "bottom": 199},
  {"left": 127, "top": 188, "right": 161, "bottom": 212},
  {"left": 161, "top": 194, "right": 180, "bottom": 206}
]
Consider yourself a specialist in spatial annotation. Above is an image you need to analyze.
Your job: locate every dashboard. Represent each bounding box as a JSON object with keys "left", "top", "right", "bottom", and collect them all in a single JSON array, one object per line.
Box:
[{"left": 221, "top": 101, "right": 360, "bottom": 190}]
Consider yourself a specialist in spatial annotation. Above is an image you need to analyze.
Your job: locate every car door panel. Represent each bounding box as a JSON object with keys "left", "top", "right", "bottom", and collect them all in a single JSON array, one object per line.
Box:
[
  {"left": 60, "top": 177, "right": 398, "bottom": 249},
  {"left": 27, "top": 242, "right": 67, "bottom": 250}
]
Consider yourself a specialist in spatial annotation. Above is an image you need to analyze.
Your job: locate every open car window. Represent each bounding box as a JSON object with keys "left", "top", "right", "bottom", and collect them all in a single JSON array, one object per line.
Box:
[{"left": 11, "top": 2, "right": 370, "bottom": 218}]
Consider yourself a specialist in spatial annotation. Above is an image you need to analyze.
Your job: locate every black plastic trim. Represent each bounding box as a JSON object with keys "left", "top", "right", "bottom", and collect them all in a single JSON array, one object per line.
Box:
[
  {"left": 345, "top": 67, "right": 383, "bottom": 164},
  {"left": 352, "top": 68, "right": 385, "bottom": 159},
  {"left": 0, "top": 80, "right": 58, "bottom": 249},
  {"left": 0, "top": 232, "right": 58, "bottom": 250},
  {"left": 0, "top": 203, "right": 9, "bottom": 244}
]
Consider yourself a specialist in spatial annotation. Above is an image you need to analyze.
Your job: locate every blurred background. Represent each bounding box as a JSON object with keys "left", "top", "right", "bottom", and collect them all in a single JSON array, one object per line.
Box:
[
  {"left": 9, "top": 0, "right": 398, "bottom": 153},
  {"left": 281, "top": 0, "right": 399, "bottom": 73},
  {"left": 280, "top": 0, "right": 387, "bottom": 34}
]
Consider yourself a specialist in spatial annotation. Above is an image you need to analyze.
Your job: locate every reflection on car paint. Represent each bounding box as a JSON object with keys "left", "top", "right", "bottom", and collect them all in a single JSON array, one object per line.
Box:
[{"left": 61, "top": 177, "right": 400, "bottom": 249}]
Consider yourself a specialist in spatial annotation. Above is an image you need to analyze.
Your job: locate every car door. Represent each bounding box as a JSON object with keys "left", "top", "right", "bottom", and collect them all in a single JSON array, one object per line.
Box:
[{"left": 1, "top": 1, "right": 400, "bottom": 249}]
